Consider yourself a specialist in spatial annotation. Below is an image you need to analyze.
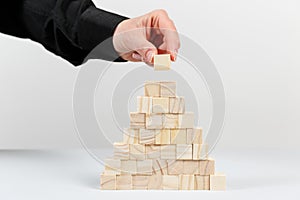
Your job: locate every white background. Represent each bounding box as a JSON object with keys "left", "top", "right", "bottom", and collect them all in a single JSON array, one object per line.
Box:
[{"left": 0, "top": 0, "right": 299, "bottom": 151}]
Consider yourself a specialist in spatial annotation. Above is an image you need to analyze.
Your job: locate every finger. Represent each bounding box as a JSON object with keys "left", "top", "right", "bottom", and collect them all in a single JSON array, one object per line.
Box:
[
  {"left": 151, "top": 10, "right": 180, "bottom": 61},
  {"left": 135, "top": 39, "right": 158, "bottom": 64}
]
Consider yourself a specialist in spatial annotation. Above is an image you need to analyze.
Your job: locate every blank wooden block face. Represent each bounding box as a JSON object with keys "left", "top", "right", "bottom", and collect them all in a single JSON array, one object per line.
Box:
[
  {"left": 160, "top": 145, "right": 176, "bottom": 160},
  {"left": 123, "top": 128, "right": 139, "bottom": 144},
  {"left": 187, "top": 128, "right": 202, "bottom": 144},
  {"left": 154, "top": 54, "right": 171, "bottom": 71},
  {"left": 139, "top": 129, "right": 156, "bottom": 144},
  {"left": 163, "top": 175, "right": 179, "bottom": 190},
  {"left": 148, "top": 175, "right": 163, "bottom": 190},
  {"left": 210, "top": 174, "right": 226, "bottom": 191},
  {"left": 145, "top": 145, "right": 160, "bottom": 159},
  {"left": 137, "top": 96, "right": 152, "bottom": 113},
  {"left": 136, "top": 160, "right": 152, "bottom": 175},
  {"left": 183, "top": 161, "right": 199, "bottom": 174},
  {"left": 160, "top": 82, "right": 176, "bottom": 97},
  {"left": 129, "top": 144, "right": 146, "bottom": 160},
  {"left": 121, "top": 160, "right": 137, "bottom": 174},
  {"left": 100, "top": 174, "right": 116, "bottom": 190},
  {"left": 145, "top": 82, "right": 160, "bottom": 97},
  {"left": 132, "top": 175, "right": 149, "bottom": 190},
  {"left": 155, "top": 129, "right": 170, "bottom": 144},
  {"left": 152, "top": 97, "right": 169, "bottom": 113},
  {"left": 170, "top": 129, "right": 187, "bottom": 144},
  {"left": 113, "top": 143, "right": 129, "bottom": 160},
  {"left": 146, "top": 114, "right": 163, "bottom": 129},
  {"left": 179, "top": 175, "right": 195, "bottom": 190},
  {"left": 167, "top": 160, "right": 183, "bottom": 175},
  {"left": 195, "top": 175, "right": 210, "bottom": 190},
  {"left": 178, "top": 113, "right": 194, "bottom": 128},
  {"left": 116, "top": 175, "right": 132, "bottom": 190},
  {"left": 130, "top": 112, "right": 145, "bottom": 128},
  {"left": 193, "top": 144, "right": 208, "bottom": 160},
  {"left": 152, "top": 159, "right": 168, "bottom": 175},
  {"left": 169, "top": 97, "right": 185, "bottom": 114},
  {"left": 163, "top": 114, "right": 179, "bottom": 129},
  {"left": 104, "top": 158, "right": 121, "bottom": 174},
  {"left": 176, "top": 144, "right": 193, "bottom": 160},
  {"left": 199, "top": 159, "right": 215, "bottom": 175}
]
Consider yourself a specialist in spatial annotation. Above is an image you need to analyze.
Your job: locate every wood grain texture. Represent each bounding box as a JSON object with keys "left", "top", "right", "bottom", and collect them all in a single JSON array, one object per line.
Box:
[
  {"left": 152, "top": 97, "right": 169, "bottom": 113},
  {"left": 144, "top": 81, "right": 160, "bottom": 97},
  {"left": 160, "top": 145, "right": 176, "bottom": 160},
  {"left": 195, "top": 175, "right": 210, "bottom": 190},
  {"left": 176, "top": 144, "right": 193, "bottom": 160},
  {"left": 155, "top": 129, "right": 171, "bottom": 144},
  {"left": 210, "top": 173, "right": 226, "bottom": 190},
  {"left": 100, "top": 174, "right": 116, "bottom": 190},
  {"left": 116, "top": 175, "right": 132, "bottom": 190},
  {"left": 170, "top": 129, "right": 187, "bottom": 144},
  {"left": 186, "top": 128, "right": 202, "bottom": 144},
  {"left": 169, "top": 97, "right": 185, "bottom": 113},
  {"left": 129, "top": 144, "right": 146, "bottom": 160},
  {"left": 179, "top": 175, "right": 194, "bottom": 190},
  {"left": 113, "top": 143, "right": 129, "bottom": 160}
]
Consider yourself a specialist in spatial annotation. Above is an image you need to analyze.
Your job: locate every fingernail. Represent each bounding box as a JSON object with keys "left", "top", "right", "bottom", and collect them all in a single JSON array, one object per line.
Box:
[
  {"left": 132, "top": 53, "right": 142, "bottom": 61},
  {"left": 146, "top": 51, "right": 154, "bottom": 62}
]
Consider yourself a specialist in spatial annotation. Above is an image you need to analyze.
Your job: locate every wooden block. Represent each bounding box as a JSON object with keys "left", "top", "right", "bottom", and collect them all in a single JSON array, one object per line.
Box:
[
  {"left": 139, "top": 129, "right": 156, "bottom": 144},
  {"left": 155, "top": 129, "right": 171, "bottom": 144},
  {"left": 104, "top": 158, "right": 121, "bottom": 175},
  {"left": 152, "top": 97, "right": 169, "bottom": 113},
  {"left": 169, "top": 97, "right": 185, "bottom": 114},
  {"left": 195, "top": 175, "right": 210, "bottom": 190},
  {"left": 187, "top": 128, "right": 202, "bottom": 144},
  {"left": 163, "top": 114, "right": 179, "bottom": 128},
  {"left": 137, "top": 96, "right": 152, "bottom": 113},
  {"left": 210, "top": 173, "right": 226, "bottom": 191},
  {"left": 146, "top": 114, "right": 163, "bottom": 129},
  {"left": 199, "top": 159, "right": 215, "bottom": 175},
  {"left": 183, "top": 161, "right": 199, "bottom": 174},
  {"left": 160, "top": 82, "right": 176, "bottom": 97},
  {"left": 116, "top": 175, "right": 132, "bottom": 190},
  {"left": 144, "top": 81, "right": 160, "bottom": 97},
  {"left": 129, "top": 144, "right": 146, "bottom": 160},
  {"left": 136, "top": 160, "right": 152, "bottom": 175},
  {"left": 113, "top": 143, "right": 129, "bottom": 160},
  {"left": 154, "top": 54, "right": 171, "bottom": 71},
  {"left": 100, "top": 174, "right": 116, "bottom": 190},
  {"left": 178, "top": 113, "right": 194, "bottom": 128},
  {"left": 121, "top": 160, "right": 137, "bottom": 174},
  {"left": 176, "top": 144, "right": 193, "bottom": 160},
  {"left": 179, "top": 175, "right": 194, "bottom": 190},
  {"left": 160, "top": 145, "right": 176, "bottom": 160},
  {"left": 132, "top": 175, "right": 149, "bottom": 190},
  {"left": 152, "top": 159, "right": 168, "bottom": 175},
  {"left": 167, "top": 160, "right": 184, "bottom": 175},
  {"left": 148, "top": 175, "right": 163, "bottom": 190},
  {"left": 170, "top": 129, "right": 187, "bottom": 144},
  {"left": 145, "top": 145, "right": 160, "bottom": 159},
  {"left": 162, "top": 175, "right": 179, "bottom": 190},
  {"left": 193, "top": 144, "right": 208, "bottom": 160},
  {"left": 123, "top": 128, "right": 139, "bottom": 144},
  {"left": 130, "top": 112, "right": 145, "bottom": 128}
]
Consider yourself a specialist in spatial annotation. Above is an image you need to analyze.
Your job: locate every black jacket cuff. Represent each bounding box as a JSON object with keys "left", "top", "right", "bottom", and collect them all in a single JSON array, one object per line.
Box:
[{"left": 78, "top": 6, "right": 128, "bottom": 62}]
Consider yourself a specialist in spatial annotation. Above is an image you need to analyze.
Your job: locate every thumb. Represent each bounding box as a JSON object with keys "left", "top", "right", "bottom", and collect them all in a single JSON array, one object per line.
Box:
[{"left": 135, "top": 39, "right": 157, "bottom": 63}]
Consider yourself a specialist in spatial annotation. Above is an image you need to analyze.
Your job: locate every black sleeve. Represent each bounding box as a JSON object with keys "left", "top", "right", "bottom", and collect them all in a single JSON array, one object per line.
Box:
[{"left": 0, "top": 0, "right": 128, "bottom": 66}]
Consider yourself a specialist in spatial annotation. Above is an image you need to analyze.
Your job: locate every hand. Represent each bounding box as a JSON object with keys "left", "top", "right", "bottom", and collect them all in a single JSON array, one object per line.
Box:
[{"left": 113, "top": 9, "right": 180, "bottom": 65}]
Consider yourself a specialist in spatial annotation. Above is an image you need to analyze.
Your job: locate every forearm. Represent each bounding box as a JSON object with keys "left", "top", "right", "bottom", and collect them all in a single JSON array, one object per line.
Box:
[{"left": 0, "top": 0, "right": 128, "bottom": 66}]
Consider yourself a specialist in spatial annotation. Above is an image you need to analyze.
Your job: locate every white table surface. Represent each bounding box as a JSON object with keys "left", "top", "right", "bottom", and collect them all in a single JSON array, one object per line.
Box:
[{"left": 0, "top": 149, "right": 299, "bottom": 200}]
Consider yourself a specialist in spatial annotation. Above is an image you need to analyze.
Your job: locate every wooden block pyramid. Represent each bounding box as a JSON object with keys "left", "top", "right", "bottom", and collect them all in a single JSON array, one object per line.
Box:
[{"left": 100, "top": 81, "right": 226, "bottom": 190}]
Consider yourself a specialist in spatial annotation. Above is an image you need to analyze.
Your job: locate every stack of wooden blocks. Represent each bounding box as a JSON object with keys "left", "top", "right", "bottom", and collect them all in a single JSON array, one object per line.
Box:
[{"left": 100, "top": 81, "right": 226, "bottom": 190}]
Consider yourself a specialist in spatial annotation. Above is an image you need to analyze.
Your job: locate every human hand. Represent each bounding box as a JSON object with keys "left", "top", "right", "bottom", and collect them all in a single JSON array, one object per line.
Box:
[{"left": 113, "top": 9, "right": 180, "bottom": 65}]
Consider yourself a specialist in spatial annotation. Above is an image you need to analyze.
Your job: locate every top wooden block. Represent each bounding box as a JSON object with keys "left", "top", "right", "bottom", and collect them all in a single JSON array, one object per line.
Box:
[
  {"left": 154, "top": 54, "right": 171, "bottom": 71},
  {"left": 144, "top": 81, "right": 176, "bottom": 97}
]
